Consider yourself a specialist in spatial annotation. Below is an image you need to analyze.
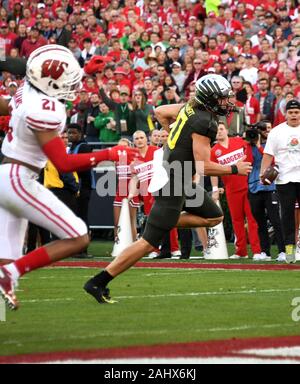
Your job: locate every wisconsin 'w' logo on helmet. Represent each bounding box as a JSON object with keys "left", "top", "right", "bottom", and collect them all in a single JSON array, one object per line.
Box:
[
  {"left": 195, "top": 74, "right": 234, "bottom": 116},
  {"left": 26, "top": 45, "right": 82, "bottom": 101}
]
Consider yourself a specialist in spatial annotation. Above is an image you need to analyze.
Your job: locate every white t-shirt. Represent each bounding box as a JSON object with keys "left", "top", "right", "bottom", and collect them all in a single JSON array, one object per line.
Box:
[
  {"left": 264, "top": 122, "right": 300, "bottom": 184},
  {"left": 239, "top": 67, "right": 258, "bottom": 86},
  {"left": 2, "top": 81, "right": 66, "bottom": 169}
]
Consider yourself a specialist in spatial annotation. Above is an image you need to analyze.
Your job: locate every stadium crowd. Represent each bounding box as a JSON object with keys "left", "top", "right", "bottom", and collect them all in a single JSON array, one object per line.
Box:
[{"left": 1, "top": 0, "right": 300, "bottom": 261}]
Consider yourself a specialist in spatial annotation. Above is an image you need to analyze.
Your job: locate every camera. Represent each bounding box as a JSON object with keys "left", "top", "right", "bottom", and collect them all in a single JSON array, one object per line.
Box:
[{"left": 245, "top": 121, "right": 267, "bottom": 144}]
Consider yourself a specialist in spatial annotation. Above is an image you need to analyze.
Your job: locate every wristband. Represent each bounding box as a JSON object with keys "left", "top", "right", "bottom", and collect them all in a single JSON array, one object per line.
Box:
[
  {"left": 212, "top": 186, "right": 219, "bottom": 192},
  {"left": 231, "top": 164, "right": 238, "bottom": 175}
]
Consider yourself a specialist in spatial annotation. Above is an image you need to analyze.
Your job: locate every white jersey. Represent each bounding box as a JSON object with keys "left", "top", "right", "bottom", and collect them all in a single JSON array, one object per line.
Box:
[
  {"left": 264, "top": 121, "right": 300, "bottom": 184},
  {"left": 2, "top": 81, "right": 67, "bottom": 169}
]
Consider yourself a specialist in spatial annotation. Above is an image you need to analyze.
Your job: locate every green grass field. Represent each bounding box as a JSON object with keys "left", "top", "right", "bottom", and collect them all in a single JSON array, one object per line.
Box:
[{"left": 1, "top": 242, "right": 300, "bottom": 358}]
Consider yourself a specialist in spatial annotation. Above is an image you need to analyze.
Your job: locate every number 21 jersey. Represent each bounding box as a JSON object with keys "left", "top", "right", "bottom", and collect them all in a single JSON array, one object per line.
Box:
[{"left": 2, "top": 81, "right": 66, "bottom": 169}]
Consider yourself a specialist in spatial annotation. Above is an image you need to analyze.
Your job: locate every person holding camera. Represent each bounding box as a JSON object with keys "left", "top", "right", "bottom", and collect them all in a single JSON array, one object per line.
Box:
[
  {"left": 245, "top": 121, "right": 286, "bottom": 262},
  {"left": 261, "top": 99, "right": 300, "bottom": 263}
]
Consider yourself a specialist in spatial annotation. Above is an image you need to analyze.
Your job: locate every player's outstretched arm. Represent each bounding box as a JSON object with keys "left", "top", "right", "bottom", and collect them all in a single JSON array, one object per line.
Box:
[
  {"left": 155, "top": 103, "right": 184, "bottom": 131},
  {"left": 192, "top": 133, "right": 252, "bottom": 176},
  {"left": 35, "top": 130, "right": 138, "bottom": 173}
]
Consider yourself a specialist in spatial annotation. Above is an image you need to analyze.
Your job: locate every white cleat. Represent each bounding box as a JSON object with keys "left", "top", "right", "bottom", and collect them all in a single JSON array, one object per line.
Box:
[
  {"left": 0, "top": 267, "right": 19, "bottom": 311},
  {"left": 146, "top": 252, "right": 160, "bottom": 259},
  {"left": 253, "top": 252, "right": 272, "bottom": 261},
  {"left": 229, "top": 254, "right": 248, "bottom": 259},
  {"left": 276, "top": 252, "right": 287, "bottom": 262},
  {"left": 171, "top": 250, "right": 182, "bottom": 259}
]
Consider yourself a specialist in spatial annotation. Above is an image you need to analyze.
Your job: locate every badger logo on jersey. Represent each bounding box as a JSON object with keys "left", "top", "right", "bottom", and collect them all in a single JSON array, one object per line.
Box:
[{"left": 41, "top": 60, "right": 69, "bottom": 80}]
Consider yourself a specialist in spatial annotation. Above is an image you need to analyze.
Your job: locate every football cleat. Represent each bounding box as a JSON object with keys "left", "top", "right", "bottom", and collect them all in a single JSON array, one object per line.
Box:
[
  {"left": 84, "top": 280, "right": 117, "bottom": 304},
  {"left": 0, "top": 267, "right": 19, "bottom": 310}
]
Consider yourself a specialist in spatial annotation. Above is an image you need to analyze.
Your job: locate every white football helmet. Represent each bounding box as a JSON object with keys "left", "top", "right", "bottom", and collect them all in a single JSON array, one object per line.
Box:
[
  {"left": 195, "top": 74, "right": 234, "bottom": 115},
  {"left": 26, "top": 44, "right": 82, "bottom": 101}
]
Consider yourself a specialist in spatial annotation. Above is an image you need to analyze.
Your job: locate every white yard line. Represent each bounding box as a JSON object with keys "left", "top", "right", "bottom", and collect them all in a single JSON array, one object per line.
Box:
[
  {"left": 17, "top": 287, "right": 300, "bottom": 304},
  {"left": 1, "top": 323, "right": 296, "bottom": 346}
]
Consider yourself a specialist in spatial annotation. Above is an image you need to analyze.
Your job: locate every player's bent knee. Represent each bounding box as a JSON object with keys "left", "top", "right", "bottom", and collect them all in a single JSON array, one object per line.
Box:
[
  {"left": 71, "top": 234, "right": 90, "bottom": 253},
  {"left": 207, "top": 216, "right": 223, "bottom": 227},
  {"left": 139, "top": 238, "right": 155, "bottom": 253}
]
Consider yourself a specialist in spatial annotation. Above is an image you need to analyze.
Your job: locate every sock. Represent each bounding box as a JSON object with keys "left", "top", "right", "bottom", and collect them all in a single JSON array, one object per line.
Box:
[
  {"left": 4, "top": 263, "right": 20, "bottom": 282},
  {"left": 285, "top": 244, "right": 294, "bottom": 255},
  {"left": 14, "top": 247, "right": 52, "bottom": 277},
  {"left": 92, "top": 270, "right": 114, "bottom": 287}
]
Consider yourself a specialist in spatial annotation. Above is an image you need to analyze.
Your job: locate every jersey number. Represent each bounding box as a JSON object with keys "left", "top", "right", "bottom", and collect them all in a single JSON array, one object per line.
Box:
[
  {"left": 167, "top": 108, "right": 188, "bottom": 150},
  {"left": 42, "top": 99, "right": 56, "bottom": 112}
]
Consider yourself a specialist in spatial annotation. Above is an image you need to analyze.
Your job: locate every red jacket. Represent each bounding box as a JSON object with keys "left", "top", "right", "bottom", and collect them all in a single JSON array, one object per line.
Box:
[{"left": 20, "top": 36, "right": 47, "bottom": 58}]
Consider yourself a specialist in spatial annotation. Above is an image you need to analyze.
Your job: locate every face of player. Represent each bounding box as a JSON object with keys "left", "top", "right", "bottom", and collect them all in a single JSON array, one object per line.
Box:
[
  {"left": 133, "top": 132, "right": 148, "bottom": 149},
  {"left": 286, "top": 109, "right": 300, "bottom": 127},
  {"left": 216, "top": 124, "right": 228, "bottom": 141}
]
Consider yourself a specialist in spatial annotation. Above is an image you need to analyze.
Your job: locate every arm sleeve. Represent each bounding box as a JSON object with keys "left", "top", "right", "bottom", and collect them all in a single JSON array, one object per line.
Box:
[{"left": 42, "top": 137, "right": 111, "bottom": 173}]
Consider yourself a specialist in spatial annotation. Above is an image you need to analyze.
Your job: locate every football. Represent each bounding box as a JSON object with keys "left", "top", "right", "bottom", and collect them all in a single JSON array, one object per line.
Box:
[{"left": 260, "top": 165, "right": 279, "bottom": 185}]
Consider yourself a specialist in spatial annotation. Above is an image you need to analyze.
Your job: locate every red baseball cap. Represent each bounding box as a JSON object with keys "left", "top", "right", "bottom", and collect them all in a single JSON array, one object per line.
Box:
[
  {"left": 207, "top": 11, "right": 216, "bottom": 18},
  {"left": 114, "top": 67, "right": 127, "bottom": 75}
]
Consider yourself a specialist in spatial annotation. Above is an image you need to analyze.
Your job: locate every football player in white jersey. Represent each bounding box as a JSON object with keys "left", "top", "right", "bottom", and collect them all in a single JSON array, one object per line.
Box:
[{"left": 0, "top": 45, "right": 137, "bottom": 310}]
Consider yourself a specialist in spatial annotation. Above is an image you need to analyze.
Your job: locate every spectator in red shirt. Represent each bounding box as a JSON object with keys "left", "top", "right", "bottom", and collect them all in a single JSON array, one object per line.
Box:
[
  {"left": 0, "top": 21, "right": 17, "bottom": 55},
  {"left": 107, "top": 39, "right": 122, "bottom": 63},
  {"left": 216, "top": 31, "right": 229, "bottom": 50},
  {"left": 159, "top": 0, "right": 175, "bottom": 24},
  {"left": 286, "top": 45, "right": 300, "bottom": 70},
  {"left": 260, "top": 49, "right": 279, "bottom": 77},
  {"left": 122, "top": 0, "right": 141, "bottom": 18},
  {"left": 222, "top": 8, "right": 243, "bottom": 39},
  {"left": 107, "top": 11, "right": 126, "bottom": 40},
  {"left": 101, "top": 65, "right": 116, "bottom": 86},
  {"left": 86, "top": 14, "right": 103, "bottom": 34},
  {"left": 207, "top": 37, "right": 221, "bottom": 61},
  {"left": 183, "top": 58, "right": 204, "bottom": 90},
  {"left": 114, "top": 66, "right": 132, "bottom": 90},
  {"left": 130, "top": 66, "right": 143, "bottom": 90},
  {"left": 239, "top": 0, "right": 260, "bottom": 18},
  {"left": 199, "top": 50, "right": 215, "bottom": 73},
  {"left": 244, "top": 81, "right": 261, "bottom": 125},
  {"left": 21, "top": 8, "right": 36, "bottom": 28},
  {"left": 20, "top": 25, "right": 47, "bottom": 58},
  {"left": 72, "top": 22, "right": 92, "bottom": 50}
]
